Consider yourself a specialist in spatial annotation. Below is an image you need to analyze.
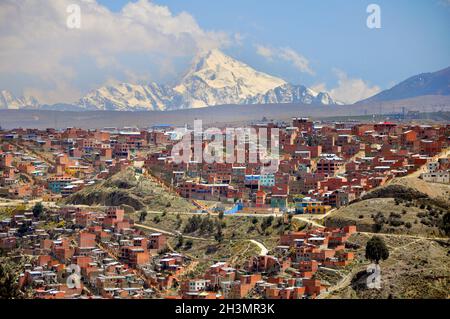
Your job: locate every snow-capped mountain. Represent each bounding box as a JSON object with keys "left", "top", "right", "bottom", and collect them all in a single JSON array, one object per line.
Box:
[
  {"left": 78, "top": 83, "right": 183, "bottom": 111},
  {"left": 0, "top": 90, "right": 39, "bottom": 110},
  {"left": 245, "top": 83, "right": 339, "bottom": 105},
  {"left": 173, "top": 49, "right": 287, "bottom": 108},
  {"left": 73, "top": 50, "right": 337, "bottom": 111},
  {"left": 2, "top": 50, "right": 339, "bottom": 111}
]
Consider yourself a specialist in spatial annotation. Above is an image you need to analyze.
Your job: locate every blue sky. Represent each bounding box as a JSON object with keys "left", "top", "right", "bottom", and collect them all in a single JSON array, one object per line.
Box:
[
  {"left": 1, "top": 0, "right": 449, "bottom": 104},
  {"left": 99, "top": 0, "right": 450, "bottom": 89}
]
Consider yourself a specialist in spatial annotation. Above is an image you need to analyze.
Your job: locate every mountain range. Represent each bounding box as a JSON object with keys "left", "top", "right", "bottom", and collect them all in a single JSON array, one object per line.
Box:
[
  {"left": 361, "top": 66, "right": 450, "bottom": 103},
  {"left": 78, "top": 50, "right": 340, "bottom": 111},
  {"left": 1, "top": 50, "right": 449, "bottom": 111},
  {"left": 0, "top": 50, "right": 338, "bottom": 111},
  {"left": 0, "top": 90, "right": 39, "bottom": 110}
]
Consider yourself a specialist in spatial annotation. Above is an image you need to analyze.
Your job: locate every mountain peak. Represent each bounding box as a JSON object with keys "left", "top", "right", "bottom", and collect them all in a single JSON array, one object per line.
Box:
[
  {"left": 0, "top": 90, "right": 39, "bottom": 110},
  {"left": 196, "top": 48, "right": 228, "bottom": 61},
  {"left": 175, "top": 49, "right": 287, "bottom": 108},
  {"left": 189, "top": 49, "right": 231, "bottom": 74}
]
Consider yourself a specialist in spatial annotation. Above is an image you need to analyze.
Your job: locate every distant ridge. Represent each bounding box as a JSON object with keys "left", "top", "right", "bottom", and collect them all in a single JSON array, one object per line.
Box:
[
  {"left": 360, "top": 66, "right": 450, "bottom": 103},
  {"left": 1, "top": 95, "right": 449, "bottom": 130}
]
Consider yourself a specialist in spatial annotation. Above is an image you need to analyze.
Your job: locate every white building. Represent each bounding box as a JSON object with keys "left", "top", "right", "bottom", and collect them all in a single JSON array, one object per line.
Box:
[
  {"left": 427, "top": 162, "right": 440, "bottom": 173},
  {"left": 188, "top": 279, "right": 210, "bottom": 292},
  {"left": 421, "top": 170, "right": 450, "bottom": 184}
]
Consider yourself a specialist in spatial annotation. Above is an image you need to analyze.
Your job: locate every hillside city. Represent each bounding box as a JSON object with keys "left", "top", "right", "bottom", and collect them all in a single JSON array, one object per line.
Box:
[{"left": 0, "top": 117, "right": 448, "bottom": 299}]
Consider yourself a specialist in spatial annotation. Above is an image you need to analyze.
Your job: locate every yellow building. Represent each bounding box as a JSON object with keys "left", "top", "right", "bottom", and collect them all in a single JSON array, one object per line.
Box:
[{"left": 295, "top": 197, "right": 331, "bottom": 214}]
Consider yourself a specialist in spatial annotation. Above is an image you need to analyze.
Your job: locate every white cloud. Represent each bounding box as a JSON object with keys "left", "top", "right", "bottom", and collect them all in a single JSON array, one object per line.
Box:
[
  {"left": 312, "top": 69, "right": 381, "bottom": 104},
  {"left": 310, "top": 83, "right": 327, "bottom": 93},
  {"left": 278, "top": 48, "right": 315, "bottom": 76},
  {"left": 256, "top": 44, "right": 378, "bottom": 104},
  {"left": 233, "top": 33, "right": 246, "bottom": 46},
  {"left": 256, "top": 45, "right": 274, "bottom": 60},
  {"left": 0, "top": 0, "right": 231, "bottom": 103},
  {"left": 255, "top": 45, "right": 314, "bottom": 75}
]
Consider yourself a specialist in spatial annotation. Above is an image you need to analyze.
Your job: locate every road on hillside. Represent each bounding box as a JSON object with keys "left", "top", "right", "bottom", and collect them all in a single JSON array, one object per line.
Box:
[
  {"left": 136, "top": 223, "right": 271, "bottom": 256},
  {"left": 249, "top": 240, "right": 269, "bottom": 256},
  {"left": 359, "top": 231, "right": 448, "bottom": 242},
  {"left": 134, "top": 223, "right": 210, "bottom": 242}
]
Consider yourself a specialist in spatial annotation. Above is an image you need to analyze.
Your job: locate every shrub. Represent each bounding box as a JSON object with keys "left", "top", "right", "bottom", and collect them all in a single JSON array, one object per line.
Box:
[
  {"left": 261, "top": 216, "right": 274, "bottom": 231},
  {"left": 32, "top": 203, "right": 44, "bottom": 219},
  {"left": 183, "top": 215, "right": 202, "bottom": 233},
  {"left": 389, "top": 212, "right": 402, "bottom": 219},
  {"left": 139, "top": 211, "right": 148, "bottom": 222},
  {"left": 276, "top": 218, "right": 283, "bottom": 227},
  {"left": 214, "top": 226, "right": 224, "bottom": 243},
  {"left": 420, "top": 219, "right": 431, "bottom": 226},
  {"left": 373, "top": 222, "right": 383, "bottom": 233},
  {"left": 153, "top": 215, "right": 161, "bottom": 224},
  {"left": 200, "top": 217, "right": 214, "bottom": 234},
  {"left": 389, "top": 219, "right": 404, "bottom": 227},
  {"left": 184, "top": 240, "right": 193, "bottom": 250},
  {"left": 175, "top": 235, "right": 184, "bottom": 249},
  {"left": 440, "top": 212, "right": 450, "bottom": 235}
]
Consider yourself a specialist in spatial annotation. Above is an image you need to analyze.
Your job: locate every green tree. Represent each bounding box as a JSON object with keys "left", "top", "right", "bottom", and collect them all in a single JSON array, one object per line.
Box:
[
  {"left": 214, "top": 225, "right": 224, "bottom": 243},
  {"left": 32, "top": 202, "right": 44, "bottom": 219},
  {"left": 184, "top": 215, "right": 202, "bottom": 233},
  {"left": 0, "top": 262, "right": 22, "bottom": 299},
  {"left": 365, "top": 236, "right": 389, "bottom": 264},
  {"left": 184, "top": 240, "right": 193, "bottom": 250},
  {"left": 261, "top": 216, "right": 274, "bottom": 231},
  {"left": 17, "top": 223, "right": 29, "bottom": 236},
  {"left": 175, "top": 235, "right": 184, "bottom": 249},
  {"left": 441, "top": 212, "right": 450, "bottom": 235},
  {"left": 139, "top": 211, "right": 148, "bottom": 222},
  {"left": 153, "top": 215, "right": 161, "bottom": 223},
  {"left": 200, "top": 217, "right": 214, "bottom": 234}
]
